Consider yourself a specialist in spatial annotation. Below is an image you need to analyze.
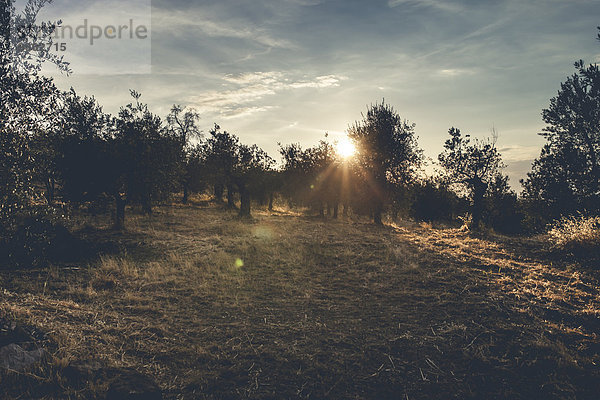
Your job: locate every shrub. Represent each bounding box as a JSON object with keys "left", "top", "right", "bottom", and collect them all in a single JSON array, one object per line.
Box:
[
  {"left": 483, "top": 194, "right": 524, "bottom": 235},
  {"left": 411, "top": 181, "right": 459, "bottom": 223},
  {"left": 1, "top": 211, "right": 81, "bottom": 268},
  {"left": 548, "top": 215, "right": 600, "bottom": 256}
]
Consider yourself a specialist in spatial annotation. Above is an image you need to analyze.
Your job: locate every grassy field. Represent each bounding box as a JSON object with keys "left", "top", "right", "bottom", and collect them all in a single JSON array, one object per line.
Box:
[{"left": 1, "top": 200, "right": 600, "bottom": 399}]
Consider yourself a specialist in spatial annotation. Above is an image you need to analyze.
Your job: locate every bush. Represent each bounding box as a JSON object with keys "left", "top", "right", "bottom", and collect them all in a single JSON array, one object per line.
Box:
[
  {"left": 411, "top": 182, "right": 460, "bottom": 223},
  {"left": 548, "top": 215, "right": 600, "bottom": 256},
  {"left": 483, "top": 195, "right": 524, "bottom": 235},
  {"left": 1, "top": 212, "right": 81, "bottom": 268}
]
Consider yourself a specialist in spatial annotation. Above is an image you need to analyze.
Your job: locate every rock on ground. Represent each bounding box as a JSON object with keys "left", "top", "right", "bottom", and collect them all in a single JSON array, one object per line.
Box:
[{"left": 0, "top": 343, "right": 47, "bottom": 372}]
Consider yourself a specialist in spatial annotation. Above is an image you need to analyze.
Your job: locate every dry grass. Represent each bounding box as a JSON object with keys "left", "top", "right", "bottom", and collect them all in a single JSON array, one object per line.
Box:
[
  {"left": 549, "top": 215, "right": 600, "bottom": 254},
  {"left": 1, "top": 201, "right": 600, "bottom": 399}
]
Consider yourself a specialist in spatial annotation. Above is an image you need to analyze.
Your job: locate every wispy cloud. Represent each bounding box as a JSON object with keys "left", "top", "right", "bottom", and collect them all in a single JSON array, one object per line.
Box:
[
  {"left": 437, "top": 68, "right": 478, "bottom": 77},
  {"left": 500, "top": 145, "right": 543, "bottom": 162},
  {"left": 223, "top": 72, "right": 286, "bottom": 85},
  {"left": 416, "top": 19, "right": 511, "bottom": 63},
  {"left": 289, "top": 75, "right": 345, "bottom": 88},
  {"left": 223, "top": 106, "right": 277, "bottom": 120},
  {"left": 153, "top": 9, "right": 293, "bottom": 49},
  {"left": 388, "top": 0, "right": 464, "bottom": 12},
  {"left": 187, "top": 72, "right": 345, "bottom": 118}
]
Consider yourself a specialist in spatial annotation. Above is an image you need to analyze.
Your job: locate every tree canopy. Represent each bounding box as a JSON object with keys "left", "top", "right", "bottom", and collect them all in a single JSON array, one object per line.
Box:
[
  {"left": 348, "top": 101, "right": 422, "bottom": 224},
  {"left": 522, "top": 60, "right": 600, "bottom": 221},
  {"left": 438, "top": 127, "right": 506, "bottom": 229}
]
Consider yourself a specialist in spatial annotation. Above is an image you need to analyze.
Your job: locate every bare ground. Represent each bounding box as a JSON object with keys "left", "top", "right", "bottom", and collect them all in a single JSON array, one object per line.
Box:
[{"left": 1, "top": 202, "right": 600, "bottom": 399}]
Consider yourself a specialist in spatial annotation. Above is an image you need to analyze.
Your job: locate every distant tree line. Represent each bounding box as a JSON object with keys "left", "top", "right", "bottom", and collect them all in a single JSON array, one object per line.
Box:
[{"left": 1, "top": 1, "right": 600, "bottom": 265}]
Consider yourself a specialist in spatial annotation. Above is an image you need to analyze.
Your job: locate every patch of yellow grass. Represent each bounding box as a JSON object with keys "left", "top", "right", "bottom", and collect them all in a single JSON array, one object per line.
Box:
[{"left": 548, "top": 215, "right": 600, "bottom": 251}]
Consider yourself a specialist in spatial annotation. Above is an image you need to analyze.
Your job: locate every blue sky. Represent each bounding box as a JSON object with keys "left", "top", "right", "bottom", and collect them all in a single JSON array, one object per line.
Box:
[{"left": 38, "top": 0, "right": 600, "bottom": 188}]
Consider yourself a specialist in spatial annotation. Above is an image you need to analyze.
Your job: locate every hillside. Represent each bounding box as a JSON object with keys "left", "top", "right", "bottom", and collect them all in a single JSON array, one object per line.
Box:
[{"left": 1, "top": 202, "right": 599, "bottom": 399}]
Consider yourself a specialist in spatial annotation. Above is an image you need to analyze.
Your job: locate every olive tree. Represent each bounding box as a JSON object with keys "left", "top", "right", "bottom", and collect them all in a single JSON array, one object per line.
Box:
[
  {"left": 522, "top": 60, "right": 600, "bottom": 220},
  {"left": 438, "top": 127, "right": 506, "bottom": 229},
  {"left": 348, "top": 101, "right": 423, "bottom": 224}
]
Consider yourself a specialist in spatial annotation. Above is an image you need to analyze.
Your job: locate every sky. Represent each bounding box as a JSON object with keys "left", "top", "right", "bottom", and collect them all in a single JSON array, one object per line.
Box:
[{"left": 31, "top": 0, "right": 600, "bottom": 189}]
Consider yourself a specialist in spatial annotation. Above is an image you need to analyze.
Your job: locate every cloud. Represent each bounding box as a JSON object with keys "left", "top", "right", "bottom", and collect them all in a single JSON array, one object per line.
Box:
[
  {"left": 284, "top": 0, "right": 322, "bottom": 5},
  {"left": 187, "top": 71, "right": 345, "bottom": 118},
  {"left": 289, "top": 75, "right": 345, "bottom": 88},
  {"left": 499, "top": 145, "right": 542, "bottom": 162},
  {"left": 223, "top": 71, "right": 286, "bottom": 85},
  {"left": 388, "top": 0, "right": 464, "bottom": 12},
  {"left": 222, "top": 106, "right": 277, "bottom": 119},
  {"left": 187, "top": 86, "right": 275, "bottom": 117},
  {"left": 437, "top": 68, "right": 477, "bottom": 77},
  {"left": 504, "top": 159, "right": 535, "bottom": 190},
  {"left": 153, "top": 9, "right": 293, "bottom": 49}
]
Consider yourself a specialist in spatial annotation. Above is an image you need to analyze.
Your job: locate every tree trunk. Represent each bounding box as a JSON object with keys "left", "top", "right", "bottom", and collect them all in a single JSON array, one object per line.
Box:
[
  {"left": 142, "top": 192, "right": 152, "bottom": 215},
  {"left": 373, "top": 201, "right": 383, "bottom": 225},
  {"left": 373, "top": 211, "right": 383, "bottom": 225},
  {"left": 227, "top": 184, "right": 236, "bottom": 208},
  {"left": 259, "top": 194, "right": 267, "bottom": 206},
  {"left": 182, "top": 182, "right": 189, "bottom": 204},
  {"left": 44, "top": 176, "right": 55, "bottom": 205},
  {"left": 342, "top": 203, "right": 348, "bottom": 217},
  {"left": 333, "top": 203, "right": 339, "bottom": 219},
  {"left": 471, "top": 180, "right": 486, "bottom": 230},
  {"left": 239, "top": 185, "right": 251, "bottom": 217},
  {"left": 214, "top": 183, "right": 224, "bottom": 202},
  {"left": 115, "top": 194, "right": 126, "bottom": 230},
  {"left": 268, "top": 193, "right": 274, "bottom": 211},
  {"left": 373, "top": 173, "right": 385, "bottom": 225}
]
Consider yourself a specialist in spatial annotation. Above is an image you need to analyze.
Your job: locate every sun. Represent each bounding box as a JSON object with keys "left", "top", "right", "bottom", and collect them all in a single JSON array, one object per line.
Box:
[{"left": 336, "top": 136, "right": 356, "bottom": 159}]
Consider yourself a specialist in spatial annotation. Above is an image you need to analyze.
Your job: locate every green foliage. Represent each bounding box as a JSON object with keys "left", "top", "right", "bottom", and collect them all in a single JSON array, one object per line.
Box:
[
  {"left": 438, "top": 127, "right": 506, "bottom": 229},
  {"left": 58, "top": 90, "right": 183, "bottom": 227},
  {"left": 411, "top": 178, "right": 463, "bottom": 223},
  {"left": 0, "top": 208, "right": 82, "bottom": 268},
  {"left": 1, "top": 0, "right": 70, "bottom": 74},
  {"left": 58, "top": 89, "right": 112, "bottom": 204},
  {"left": 0, "top": 0, "right": 64, "bottom": 234},
  {"left": 522, "top": 61, "right": 600, "bottom": 222},
  {"left": 279, "top": 138, "right": 346, "bottom": 217},
  {"left": 185, "top": 144, "right": 210, "bottom": 195},
  {"left": 279, "top": 143, "right": 310, "bottom": 207},
  {"left": 0, "top": 124, "right": 35, "bottom": 233},
  {"left": 115, "top": 91, "right": 182, "bottom": 214},
  {"left": 203, "top": 125, "right": 274, "bottom": 216},
  {"left": 482, "top": 175, "right": 523, "bottom": 234},
  {"left": 204, "top": 124, "right": 241, "bottom": 197},
  {"left": 234, "top": 143, "right": 275, "bottom": 217},
  {"left": 348, "top": 101, "right": 423, "bottom": 224},
  {"left": 0, "top": 1, "right": 80, "bottom": 268},
  {"left": 166, "top": 104, "right": 202, "bottom": 203}
]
